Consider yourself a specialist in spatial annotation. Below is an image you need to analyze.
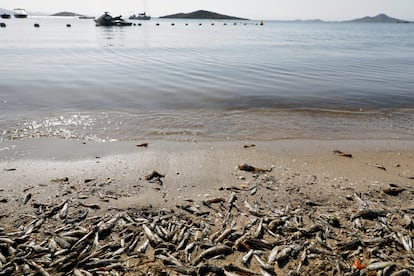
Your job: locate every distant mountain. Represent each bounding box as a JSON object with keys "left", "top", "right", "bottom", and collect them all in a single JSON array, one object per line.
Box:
[
  {"left": 0, "top": 8, "right": 12, "bottom": 14},
  {"left": 346, "top": 13, "right": 411, "bottom": 23},
  {"left": 51, "top": 11, "right": 83, "bottom": 17},
  {"left": 160, "top": 10, "right": 248, "bottom": 20},
  {"left": 294, "top": 19, "right": 324, "bottom": 23}
]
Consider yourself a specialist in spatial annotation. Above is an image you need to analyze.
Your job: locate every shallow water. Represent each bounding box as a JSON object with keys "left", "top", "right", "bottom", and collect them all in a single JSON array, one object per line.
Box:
[{"left": 0, "top": 17, "right": 413, "bottom": 141}]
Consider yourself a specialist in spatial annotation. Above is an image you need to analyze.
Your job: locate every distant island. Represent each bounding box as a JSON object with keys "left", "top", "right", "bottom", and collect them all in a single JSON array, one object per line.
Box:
[
  {"left": 51, "top": 12, "right": 83, "bottom": 17},
  {"left": 346, "top": 13, "right": 410, "bottom": 23},
  {"left": 160, "top": 10, "right": 248, "bottom": 20}
]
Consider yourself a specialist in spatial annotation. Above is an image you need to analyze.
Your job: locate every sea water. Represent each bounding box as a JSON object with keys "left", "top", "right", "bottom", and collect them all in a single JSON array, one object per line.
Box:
[{"left": 0, "top": 16, "right": 413, "bottom": 141}]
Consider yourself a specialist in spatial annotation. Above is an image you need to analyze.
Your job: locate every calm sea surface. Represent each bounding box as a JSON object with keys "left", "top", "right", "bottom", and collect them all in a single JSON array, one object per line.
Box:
[{"left": 0, "top": 16, "right": 413, "bottom": 141}]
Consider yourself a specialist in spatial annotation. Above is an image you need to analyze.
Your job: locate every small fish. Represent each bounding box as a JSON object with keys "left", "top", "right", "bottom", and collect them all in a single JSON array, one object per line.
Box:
[
  {"left": 267, "top": 245, "right": 279, "bottom": 265},
  {"left": 238, "top": 163, "right": 271, "bottom": 173},
  {"left": 23, "top": 193, "right": 32, "bottom": 205},
  {"left": 367, "top": 163, "right": 386, "bottom": 171},
  {"left": 143, "top": 224, "right": 162, "bottom": 246},
  {"left": 254, "top": 254, "right": 274, "bottom": 271},
  {"left": 366, "top": 261, "right": 396, "bottom": 271},
  {"left": 333, "top": 150, "right": 353, "bottom": 158},
  {"left": 275, "top": 246, "right": 293, "bottom": 262},
  {"left": 242, "top": 249, "right": 254, "bottom": 265},
  {"left": 193, "top": 245, "right": 232, "bottom": 265},
  {"left": 136, "top": 142, "right": 149, "bottom": 147}
]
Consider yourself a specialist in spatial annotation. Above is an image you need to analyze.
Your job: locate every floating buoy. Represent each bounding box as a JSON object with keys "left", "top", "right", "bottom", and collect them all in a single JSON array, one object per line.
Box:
[
  {"left": 0, "top": 22, "right": 6, "bottom": 28},
  {"left": 138, "top": 23, "right": 141, "bottom": 26},
  {"left": 171, "top": 23, "right": 175, "bottom": 26},
  {"left": 199, "top": 23, "right": 202, "bottom": 26},
  {"left": 66, "top": 24, "right": 71, "bottom": 27},
  {"left": 260, "top": 20, "right": 264, "bottom": 26},
  {"left": 156, "top": 23, "right": 159, "bottom": 26},
  {"left": 185, "top": 23, "right": 188, "bottom": 26},
  {"left": 224, "top": 23, "right": 227, "bottom": 26},
  {"left": 211, "top": 23, "right": 214, "bottom": 25},
  {"left": 34, "top": 23, "right": 40, "bottom": 28},
  {"left": 234, "top": 22, "right": 237, "bottom": 25}
]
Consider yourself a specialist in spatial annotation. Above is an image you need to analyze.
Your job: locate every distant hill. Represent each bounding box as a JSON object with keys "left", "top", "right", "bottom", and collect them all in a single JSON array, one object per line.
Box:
[
  {"left": 160, "top": 10, "right": 248, "bottom": 20},
  {"left": 0, "top": 8, "right": 12, "bottom": 14},
  {"left": 346, "top": 14, "right": 411, "bottom": 23},
  {"left": 51, "top": 11, "right": 83, "bottom": 17},
  {"left": 294, "top": 19, "right": 324, "bottom": 23}
]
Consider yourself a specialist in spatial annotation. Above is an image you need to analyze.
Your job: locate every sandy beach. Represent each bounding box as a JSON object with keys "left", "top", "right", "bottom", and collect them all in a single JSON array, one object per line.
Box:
[{"left": 0, "top": 138, "right": 413, "bottom": 275}]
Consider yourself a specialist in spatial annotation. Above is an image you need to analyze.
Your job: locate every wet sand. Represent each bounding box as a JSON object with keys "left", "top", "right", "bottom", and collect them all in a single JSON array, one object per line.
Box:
[
  {"left": 0, "top": 138, "right": 413, "bottom": 274},
  {"left": 1, "top": 138, "right": 413, "bottom": 211}
]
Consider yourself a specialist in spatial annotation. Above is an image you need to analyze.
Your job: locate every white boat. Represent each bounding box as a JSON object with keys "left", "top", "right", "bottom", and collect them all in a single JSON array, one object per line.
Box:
[
  {"left": 129, "top": 12, "right": 151, "bottom": 20},
  {"left": 129, "top": 0, "right": 151, "bottom": 20},
  {"left": 14, "top": 8, "right": 28, "bottom": 18}
]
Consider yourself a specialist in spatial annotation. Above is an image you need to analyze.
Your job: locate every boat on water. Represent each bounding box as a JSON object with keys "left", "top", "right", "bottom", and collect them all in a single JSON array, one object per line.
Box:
[
  {"left": 14, "top": 8, "right": 28, "bottom": 18},
  {"left": 129, "top": 0, "right": 151, "bottom": 20},
  {"left": 1, "top": 13, "right": 11, "bottom": 19},
  {"left": 95, "top": 12, "right": 132, "bottom": 26},
  {"left": 129, "top": 12, "right": 150, "bottom": 20},
  {"left": 79, "top": 16, "right": 95, "bottom": 20}
]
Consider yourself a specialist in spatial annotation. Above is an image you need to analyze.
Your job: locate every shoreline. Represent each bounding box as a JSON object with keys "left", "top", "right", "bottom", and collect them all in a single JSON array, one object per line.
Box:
[{"left": 0, "top": 138, "right": 413, "bottom": 274}]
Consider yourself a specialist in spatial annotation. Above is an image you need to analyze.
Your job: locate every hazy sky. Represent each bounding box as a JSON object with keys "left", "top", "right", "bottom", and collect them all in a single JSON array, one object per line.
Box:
[{"left": 2, "top": 0, "right": 413, "bottom": 20}]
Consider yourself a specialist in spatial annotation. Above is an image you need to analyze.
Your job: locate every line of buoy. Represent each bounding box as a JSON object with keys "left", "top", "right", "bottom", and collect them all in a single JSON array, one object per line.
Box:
[{"left": 0, "top": 21, "right": 263, "bottom": 29}]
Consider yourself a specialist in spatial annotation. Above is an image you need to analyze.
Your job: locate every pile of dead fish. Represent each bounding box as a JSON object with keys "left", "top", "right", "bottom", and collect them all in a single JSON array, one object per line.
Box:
[{"left": 0, "top": 189, "right": 413, "bottom": 275}]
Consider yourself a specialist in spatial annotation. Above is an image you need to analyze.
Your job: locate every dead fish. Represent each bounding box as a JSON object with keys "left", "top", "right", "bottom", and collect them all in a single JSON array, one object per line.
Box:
[
  {"left": 228, "top": 192, "right": 237, "bottom": 204},
  {"left": 215, "top": 228, "right": 236, "bottom": 243},
  {"left": 367, "top": 163, "right": 386, "bottom": 171},
  {"left": 244, "top": 144, "right": 256, "bottom": 148},
  {"left": 51, "top": 177, "right": 69, "bottom": 183},
  {"left": 204, "top": 197, "right": 226, "bottom": 204},
  {"left": 193, "top": 245, "right": 232, "bottom": 265},
  {"left": 29, "top": 260, "right": 50, "bottom": 276},
  {"left": 333, "top": 150, "right": 353, "bottom": 158},
  {"left": 98, "top": 216, "right": 119, "bottom": 235},
  {"left": 137, "top": 239, "right": 149, "bottom": 253},
  {"left": 267, "top": 245, "right": 279, "bottom": 265},
  {"left": 275, "top": 246, "right": 293, "bottom": 262},
  {"left": 156, "top": 253, "right": 184, "bottom": 267},
  {"left": 351, "top": 209, "right": 388, "bottom": 220},
  {"left": 198, "top": 264, "right": 225, "bottom": 275},
  {"left": 179, "top": 205, "right": 209, "bottom": 216},
  {"left": 53, "top": 236, "right": 71, "bottom": 249},
  {"left": 383, "top": 187, "right": 405, "bottom": 196},
  {"left": 244, "top": 238, "right": 274, "bottom": 250},
  {"left": 143, "top": 224, "right": 162, "bottom": 246},
  {"left": 80, "top": 202, "right": 101, "bottom": 210},
  {"left": 254, "top": 254, "right": 274, "bottom": 271},
  {"left": 390, "top": 269, "right": 411, "bottom": 276},
  {"left": 367, "top": 261, "right": 396, "bottom": 271},
  {"left": 242, "top": 249, "right": 255, "bottom": 265},
  {"left": 145, "top": 171, "right": 165, "bottom": 181},
  {"left": 224, "top": 264, "right": 259, "bottom": 276},
  {"left": 22, "top": 193, "right": 32, "bottom": 205},
  {"left": 238, "top": 163, "right": 271, "bottom": 173},
  {"left": 177, "top": 232, "right": 190, "bottom": 250},
  {"left": 398, "top": 233, "right": 413, "bottom": 252},
  {"left": 136, "top": 143, "right": 149, "bottom": 147}
]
